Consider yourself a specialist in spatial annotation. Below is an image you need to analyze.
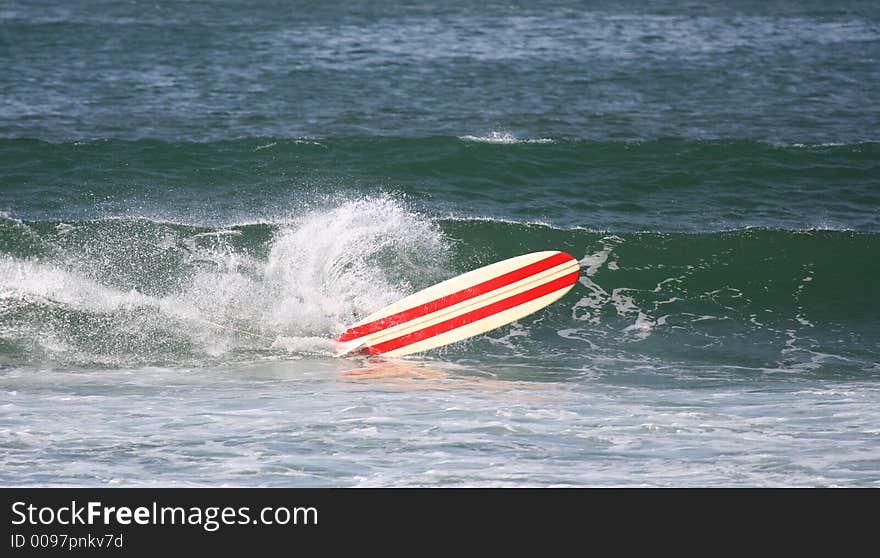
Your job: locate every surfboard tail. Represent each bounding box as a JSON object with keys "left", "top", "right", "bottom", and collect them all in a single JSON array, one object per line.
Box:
[{"left": 334, "top": 340, "right": 372, "bottom": 358}]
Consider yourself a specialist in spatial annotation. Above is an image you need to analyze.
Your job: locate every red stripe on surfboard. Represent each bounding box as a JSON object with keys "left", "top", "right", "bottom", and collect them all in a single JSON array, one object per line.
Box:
[
  {"left": 338, "top": 251, "right": 576, "bottom": 342},
  {"left": 364, "top": 270, "right": 580, "bottom": 355}
]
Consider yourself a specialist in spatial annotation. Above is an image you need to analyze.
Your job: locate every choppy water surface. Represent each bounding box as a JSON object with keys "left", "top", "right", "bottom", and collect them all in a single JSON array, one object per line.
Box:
[{"left": 1, "top": 1, "right": 879, "bottom": 486}]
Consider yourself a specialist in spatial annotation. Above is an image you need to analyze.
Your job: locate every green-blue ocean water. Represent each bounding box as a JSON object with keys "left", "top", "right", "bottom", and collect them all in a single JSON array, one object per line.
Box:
[{"left": 1, "top": 1, "right": 878, "bottom": 487}]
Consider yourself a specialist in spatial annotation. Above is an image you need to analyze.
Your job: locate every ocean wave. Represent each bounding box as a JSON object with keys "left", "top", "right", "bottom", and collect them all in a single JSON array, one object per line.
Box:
[
  {"left": 3, "top": 135, "right": 877, "bottom": 234},
  {"left": 1, "top": 203, "right": 877, "bottom": 373}
]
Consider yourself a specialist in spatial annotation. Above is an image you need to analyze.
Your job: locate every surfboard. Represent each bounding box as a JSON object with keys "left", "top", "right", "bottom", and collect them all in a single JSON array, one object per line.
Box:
[{"left": 336, "top": 250, "right": 580, "bottom": 358}]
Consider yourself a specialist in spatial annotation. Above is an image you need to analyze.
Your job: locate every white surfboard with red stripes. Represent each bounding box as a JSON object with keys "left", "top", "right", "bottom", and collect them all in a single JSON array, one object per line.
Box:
[{"left": 336, "top": 250, "right": 580, "bottom": 357}]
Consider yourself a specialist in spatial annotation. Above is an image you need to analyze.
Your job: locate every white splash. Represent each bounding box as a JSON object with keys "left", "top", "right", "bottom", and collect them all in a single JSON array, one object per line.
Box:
[{"left": 0, "top": 196, "right": 451, "bottom": 363}]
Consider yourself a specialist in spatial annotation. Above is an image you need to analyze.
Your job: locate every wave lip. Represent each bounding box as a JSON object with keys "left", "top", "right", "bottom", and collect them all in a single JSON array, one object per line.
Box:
[{"left": 4, "top": 135, "right": 877, "bottom": 234}]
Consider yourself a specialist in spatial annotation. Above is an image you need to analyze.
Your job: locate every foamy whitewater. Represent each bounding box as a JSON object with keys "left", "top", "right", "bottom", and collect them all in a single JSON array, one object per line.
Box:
[{"left": 2, "top": 0, "right": 880, "bottom": 487}]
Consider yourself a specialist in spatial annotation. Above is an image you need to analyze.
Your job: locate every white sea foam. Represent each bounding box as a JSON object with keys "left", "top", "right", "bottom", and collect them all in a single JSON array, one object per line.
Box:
[
  {"left": 0, "top": 196, "right": 451, "bottom": 364},
  {"left": 569, "top": 236, "right": 622, "bottom": 328},
  {"left": 579, "top": 235, "right": 622, "bottom": 276},
  {"left": 0, "top": 257, "right": 155, "bottom": 312},
  {"left": 779, "top": 142, "right": 849, "bottom": 149},
  {"left": 459, "top": 132, "right": 554, "bottom": 144}
]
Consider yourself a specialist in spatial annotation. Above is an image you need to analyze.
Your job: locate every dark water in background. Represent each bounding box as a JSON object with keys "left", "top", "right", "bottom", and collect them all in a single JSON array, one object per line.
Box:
[
  {"left": 2, "top": 0, "right": 880, "bottom": 143},
  {"left": 1, "top": 1, "right": 878, "bottom": 486}
]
